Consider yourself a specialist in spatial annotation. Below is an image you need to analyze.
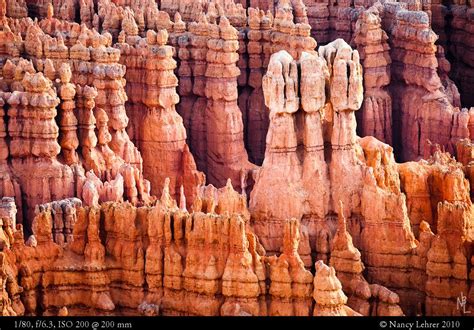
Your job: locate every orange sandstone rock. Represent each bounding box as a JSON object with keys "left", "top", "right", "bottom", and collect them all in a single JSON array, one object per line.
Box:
[
  {"left": 312, "top": 260, "right": 360, "bottom": 316},
  {"left": 0, "top": 0, "right": 473, "bottom": 318},
  {"left": 353, "top": 6, "right": 393, "bottom": 144}
]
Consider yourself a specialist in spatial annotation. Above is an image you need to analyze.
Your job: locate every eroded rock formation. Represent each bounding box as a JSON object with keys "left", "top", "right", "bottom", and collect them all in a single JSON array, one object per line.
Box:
[
  {"left": 5, "top": 68, "right": 75, "bottom": 229},
  {"left": 0, "top": 185, "right": 359, "bottom": 316},
  {"left": 251, "top": 38, "right": 474, "bottom": 316},
  {"left": 353, "top": 5, "right": 392, "bottom": 144},
  {"left": 251, "top": 40, "right": 363, "bottom": 256},
  {"left": 116, "top": 26, "right": 204, "bottom": 205},
  {"left": 0, "top": 0, "right": 473, "bottom": 318},
  {"left": 444, "top": 0, "right": 474, "bottom": 107}
]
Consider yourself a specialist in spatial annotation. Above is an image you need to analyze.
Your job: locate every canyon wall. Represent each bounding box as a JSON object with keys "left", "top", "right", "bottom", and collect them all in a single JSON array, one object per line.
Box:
[
  {"left": 449, "top": 1, "right": 474, "bottom": 107},
  {"left": 0, "top": 0, "right": 473, "bottom": 317},
  {"left": 0, "top": 14, "right": 160, "bottom": 230},
  {"left": 250, "top": 40, "right": 474, "bottom": 315},
  {"left": 22, "top": 0, "right": 472, "bottom": 163},
  {"left": 0, "top": 183, "right": 364, "bottom": 316}
]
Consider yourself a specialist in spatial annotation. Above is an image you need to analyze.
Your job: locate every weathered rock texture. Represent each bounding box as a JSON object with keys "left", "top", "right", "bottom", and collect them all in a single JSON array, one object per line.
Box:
[
  {"left": 99, "top": 0, "right": 316, "bottom": 177},
  {"left": 251, "top": 40, "right": 363, "bottom": 257},
  {"left": 428, "top": 0, "right": 474, "bottom": 107},
  {"left": 330, "top": 201, "right": 404, "bottom": 316},
  {"left": 0, "top": 184, "right": 360, "bottom": 316},
  {"left": 0, "top": 0, "right": 473, "bottom": 318},
  {"left": 353, "top": 5, "right": 392, "bottom": 144},
  {"left": 176, "top": 9, "right": 255, "bottom": 191},
  {"left": 313, "top": 260, "right": 360, "bottom": 316},
  {"left": 46, "top": 0, "right": 469, "bottom": 169},
  {"left": 5, "top": 67, "right": 75, "bottom": 230},
  {"left": 203, "top": 16, "right": 254, "bottom": 188},
  {"left": 385, "top": 4, "right": 467, "bottom": 161},
  {"left": 449, "top": 2, "right": 474, "bottom": 107},
  {"left": 251, "top": 40, "right": 474, "bottom": 316},
  {"left": 0, "top": 17, "right": 160, "bottom": 236},
  {"left": 116, "top": 26, "right": 205, "bottom": 206},
  {"left": 246, "top": 0, "right": 474, "bottom": 162}
]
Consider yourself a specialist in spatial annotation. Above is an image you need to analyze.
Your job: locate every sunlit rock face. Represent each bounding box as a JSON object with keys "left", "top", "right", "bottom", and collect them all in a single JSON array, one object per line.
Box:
[{"left": 0, "top": 0, "right": 473, "bottom": 317}]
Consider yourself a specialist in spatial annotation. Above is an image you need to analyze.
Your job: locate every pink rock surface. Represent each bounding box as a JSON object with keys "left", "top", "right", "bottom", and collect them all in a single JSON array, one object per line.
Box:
[
  {"left": 449, "top": 3, "right": 474, "bottom": 107},
  {"left": 116, "top": 26, "right": 204, "bottom": 206},
  {"left": 5, "top": 67, "right": 75, "bottom": 229},
  {"left": 353, "top": 5, "right": 393, "bottom": 144},
  {"left": 203, "top": 16, "right": 254, "bottom": 189},
  {"left": 0, "top": 184, "right": 355, "bottom": 316},
  {"left": 330, "top": 201, "right": 404, "bottom": 316},
  {"left": 313, "top": 260, "right": 360, "bottom": 316},
  {"left": 251, "top": 39, "right": 363, "bottom": 255},
  {"left": 0, "top": 0, "right": 474, "bottom": 318},
  {"left": 387, "top": 6, "right": 467, "bottom": 160}
]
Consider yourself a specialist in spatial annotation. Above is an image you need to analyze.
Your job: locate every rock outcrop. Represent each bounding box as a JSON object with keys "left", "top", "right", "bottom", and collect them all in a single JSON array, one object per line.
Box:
[
  {"left": 116, "top": 26, "right": 204, "bottom": 206},
  {"left": 251, "top": 39, "right": 362, "bottom": 256},
  {"left": 0, "top": 0, "right": 473, "bottom": 318},
  {"left": 387, "top": 6, "right": 467, "bottom": 161},
  {"left": 330, "top": 201, "right": 403, "bottom": 316},
  {"left": 251, "top": 35, "right": 474, "bottom": 316},
  {"left": 0, "top": 18, "right": 155, "bottom": 229},
  {"left": 203, "top": 16, "right": 254, "bottom": 189},
  {"left": 0, "top": 94, "right": 22, "bottom": 224},
  {"left": 0, "top": 185, "right": 358, "bottom": 316},
  {"left": 5, "top": 69, "right": 75, "bottom": 230},
  {"left": 449, "top": 1, "right": 474, "bottom": 107},
  {"left": 176, "top": 12, "right": 255, "bottom": 192},
  {"left": 313, "top": 260, "right": 359, "bottom": 316},
  {"left": 267, "top": 218, "right": 313, "bottom": 315},
  {"left": 57, "top": 63, "right": 79, "bottom": 165},
  {"left": 353, "top": 5, "right": 392, "bottom": 144},
  {"left": 5, "top": 0, "right": 27, "bottom": 19}
]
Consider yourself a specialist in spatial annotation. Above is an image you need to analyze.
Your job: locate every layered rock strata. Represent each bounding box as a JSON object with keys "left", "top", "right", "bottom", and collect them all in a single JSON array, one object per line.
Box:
[
  {"left": 353, "top": 5, "right": 393, "bottom": 144},
  {"left": 251, "top": 39, "right": 474, "bottom": 315},
  {"left": 449, "top": 2, "right": 474, "bottom": 107},
  {"left": 0, "top": 185, "right": 359, "bottom": 316},
  {"left": 203, "top": 16, "right": 254, "bottom": 188},
  {"left": 250, "top": 39, "right": 363, "bottom": 257},
  {"left": 4, "top": 69, "right": 75, "bottom": 230},
  {"left": 386, "top": 5, "right": 467, "bottom": 160},
  {"left": 0, "top": 17, "right": 155, "bottom": 228},
  {"left": 116, "top": 26, "right": 204, "bottom": 205},
  {"left": 313, "top": 260, "right": 360, "bottom": 316},
  {"left": 330, "top": 201, "right": 404, "bottom": 316}
]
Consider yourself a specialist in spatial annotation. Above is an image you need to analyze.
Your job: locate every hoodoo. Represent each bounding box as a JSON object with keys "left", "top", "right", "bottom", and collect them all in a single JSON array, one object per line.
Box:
[{"left": 0, "top": 0, "right": 472, "bottom": 317}]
